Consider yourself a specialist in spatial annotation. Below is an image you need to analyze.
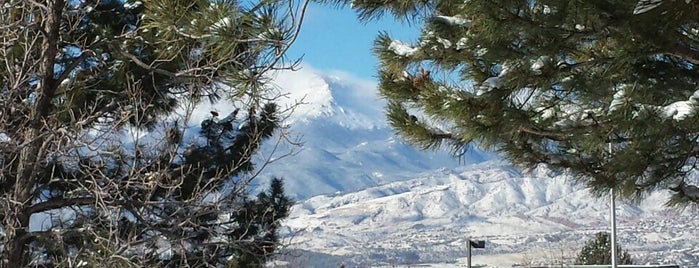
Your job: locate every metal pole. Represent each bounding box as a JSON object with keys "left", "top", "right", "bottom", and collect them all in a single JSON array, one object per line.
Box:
[
  {"left": 610, "top": 188, "right": 618, "bottom": 268},
  {"left": 609, "top": 143, "right": 618, "bottom": 268},
  {"left": 467, "top": 239, "right": 472, "bottom": 268}
]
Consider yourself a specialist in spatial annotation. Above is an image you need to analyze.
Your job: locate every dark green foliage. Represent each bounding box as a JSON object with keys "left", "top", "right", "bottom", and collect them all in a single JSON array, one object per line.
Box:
[
  {"left": 575, "top": 232, "right": 633, "bottom": 265},
  {"left": 228, "top": 178, "right": 292, "bottom": 267},
  {"left": 330, "top": 0, "right": 699, "bottom": 206},
  {"left": 178, "top": 104, "right": 279, "bottom": 200}
]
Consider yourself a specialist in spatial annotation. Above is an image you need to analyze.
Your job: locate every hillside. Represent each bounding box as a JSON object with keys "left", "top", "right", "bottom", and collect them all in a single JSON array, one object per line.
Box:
[{"left": 280, "top": 162, "right": 699, "bottom": 267}]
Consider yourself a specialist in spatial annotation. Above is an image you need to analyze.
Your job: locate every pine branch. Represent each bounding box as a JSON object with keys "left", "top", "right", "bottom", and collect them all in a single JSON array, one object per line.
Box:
[{"left": 517, "top": 126, "right": 567, "bottom": 141}]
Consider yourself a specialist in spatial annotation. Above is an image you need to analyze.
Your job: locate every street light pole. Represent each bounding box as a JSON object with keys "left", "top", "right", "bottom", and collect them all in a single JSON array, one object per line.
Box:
[
  {"left": 610, "top": 187, "right": 618, "bottom": 268},
  {"left": 609, "top": 143, "right": 618, "bottom": 268}
]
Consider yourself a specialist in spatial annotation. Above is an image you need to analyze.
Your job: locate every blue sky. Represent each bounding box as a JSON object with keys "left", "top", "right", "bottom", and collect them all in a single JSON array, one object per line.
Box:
[{"left": 286, "top": 3, "right": 419, "bottom": 80}]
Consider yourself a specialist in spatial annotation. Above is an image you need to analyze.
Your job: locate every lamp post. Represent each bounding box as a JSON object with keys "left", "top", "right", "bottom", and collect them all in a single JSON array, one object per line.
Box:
[
  {"left": 610, "top": 188, "right": 618, "bottom": 268},
  {"left": 467, "top": 239, "right": 485, "bottom": 268},
  {"left": 609, "top": 142, "right": 618, "bottom": 268}
]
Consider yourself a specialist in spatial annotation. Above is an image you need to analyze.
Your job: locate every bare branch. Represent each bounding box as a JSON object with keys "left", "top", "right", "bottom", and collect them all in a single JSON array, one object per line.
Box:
[{"left": 25, "top": 197, "right": 95, "bottom": 215}]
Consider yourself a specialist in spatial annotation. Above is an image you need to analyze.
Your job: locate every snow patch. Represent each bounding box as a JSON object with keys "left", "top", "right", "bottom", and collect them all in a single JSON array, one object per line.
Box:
[
  {"left": 388, "top": 40, "right": 418, "bottom": 57},
  {"left": 436, "top": 37, "right": 452, "bottom": 49},
  {"left": 633, "top": 0, "right": 664, "bottom": 14},
  {"left": 609, "top": 87, "right": 627, "bottom": 112},
  {"left": 479, "top": 77, "right": 502, "bottom": 92},
  {"left": 543, "top": 5, "right": 552, "bottom": 14},
  {"left": 210, "top": 17, "right": 231, "bottom": 31},
  {"left": 662, "top": 100, "right": 696, "bottom": 121},
  {"left": 657, "top": 90, "right": 699, "bottom": 121},
  {"left": 477, "top": 63, "right": 510, "bottom": 95},
  {"left": 475, "top": 46, "right": 488, "bottom": 57},
  {"left": 530, "top": 56, "right": 550, "bottom": 75},
  {"left": 456, "top": 37, "right": 468, "bottom": 50},
  {"left": 123, "top": 1, "right": 142, "bottom": 9},
  {"left": 433, "top": 15, "right": 471, "bottom": 27}
]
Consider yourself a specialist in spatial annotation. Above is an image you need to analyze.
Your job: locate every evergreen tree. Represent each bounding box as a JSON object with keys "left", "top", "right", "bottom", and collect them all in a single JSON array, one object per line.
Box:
[
  {"left": 1, "top": 0, "right": 306, "bottom": 266},
  {"left": 575, "top": 232, "right": 633, "bottom": 265},
  {"left": 325, "top": 0, "right": 699, "bottom": 206},
  {"left": 127, "top": 105, "right": 291, "bottom": 267}
]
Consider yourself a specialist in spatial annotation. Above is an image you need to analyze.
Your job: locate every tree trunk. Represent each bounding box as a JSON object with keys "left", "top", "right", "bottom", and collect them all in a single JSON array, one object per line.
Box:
[{"left": 2, "top": 0, "right": 64, "bottom": 266}]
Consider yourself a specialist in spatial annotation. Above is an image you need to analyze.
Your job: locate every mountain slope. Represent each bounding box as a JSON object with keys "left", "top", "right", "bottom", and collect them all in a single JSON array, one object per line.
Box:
[
  {"left": 259, "top": 67, "right": 495, "bottom": 200},
  {"left": 280, "top": 162, "right": 699, "bottom": 267}
]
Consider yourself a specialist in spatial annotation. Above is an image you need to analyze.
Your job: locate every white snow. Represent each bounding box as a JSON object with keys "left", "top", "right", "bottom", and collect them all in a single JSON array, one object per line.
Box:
[
  {"left": 433, "top": 15, "right": 471, "bottom": 27},
  {"left": 475, "top": 46, "right": 488, "bottom": 57},
  {"left": 543, "top": 5, "right": 552, "bottom": 14},
  {"left": 436, "top": 37, "right": 452, "bottom": 49},
  {"left": 477, "top": 63, "right": 510, "bottom": 95},
  {"left": 479, "top": 77, "right": 502, "bottom": 93},
  {"left": 211, "top": 17, "right": 231, "bottom": 31},
  {"left": 137, "top": 63, "right": 494, "bottom": 204},
  {"left": 255, "top": 65, "right": 496, "bottom": 200},
  {"left": 456, "top": 37, "right": 468, "bottom": 50},
  {"left": 123, "top": 1, "right": 142, "bottom": 9},
  {"left": 606, "top": 84, "right": 699, "bottom": 121},
  {"left": 656, "top": 90, "right": 699, "bottom": 121},
  {"left": 662, "top": 100, "right": 695, "bottom": 121},
  {"left": 530, "top": 56, "right": 550, "bottom": 75},
  {"left": 633, "top": 0, "right": 664, "bottom": 15},
  {"left": 388, "top": 40, "right": 419, "bottom": 57},
  {"left": 66, "top": 62, "right": 697, "bottom": 267},
  {"left": 609, "top": 87, "right": 627, "bottom": 112},
  {"left": 271, "top": 67, "right": 335, "bottom": 122},
  {"left": 537, "top": 106, "right": 556, "bottom": 120},
  {"left": 155, "top": 236, "right": 173, "bottom": 260}
]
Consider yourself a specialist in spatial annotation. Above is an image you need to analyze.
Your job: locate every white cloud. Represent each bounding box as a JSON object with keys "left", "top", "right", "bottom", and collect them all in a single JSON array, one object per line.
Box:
[
  {"left": 270, "top": 64, "right": 385, "bottom": 128},
  {"left": 270, "top": 65, "right": 335, "bottom": 122},
  {"left": 164, "top": 63, "right": 383, "bottom": 132}
]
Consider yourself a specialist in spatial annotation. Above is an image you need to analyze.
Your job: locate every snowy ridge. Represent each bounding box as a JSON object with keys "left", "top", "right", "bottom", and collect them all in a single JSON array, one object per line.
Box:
[{"left": 280, "top": 163, "right": 699, "bottom": 267}]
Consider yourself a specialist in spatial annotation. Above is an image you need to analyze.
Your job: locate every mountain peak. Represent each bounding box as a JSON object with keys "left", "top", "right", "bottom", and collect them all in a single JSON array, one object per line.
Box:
[
  {"left": 272, "top": 66, "right": 384, "bottom": 129},
  {"left": 272, "top": 67, "right": 335, "bottom": 122}
]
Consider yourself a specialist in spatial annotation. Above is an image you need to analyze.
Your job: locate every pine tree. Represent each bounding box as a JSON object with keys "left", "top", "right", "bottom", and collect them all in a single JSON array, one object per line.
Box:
[
  {"left": 1, "top": 0, "right": 306, "bottom": 266},
  {"left": 324, "top": 0, "right": 699, "bottom": 206},
  {"left": 127, "top": 104, "right": 290, "bottom": 267},
  {"left": 575, "top": 232, "right": 633, "bottom": 265}
]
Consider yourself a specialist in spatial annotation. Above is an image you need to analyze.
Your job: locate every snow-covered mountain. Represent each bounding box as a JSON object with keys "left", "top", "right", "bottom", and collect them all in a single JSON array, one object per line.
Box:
[
  {"left": 280, "top": 162, "right": 699, "bottom": 267},
  {"left": 240, "top": 67, "right": 699, "bottom": 267},
  {"left": 258, "top": 67, "right": 495, "bottom": 200}
]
